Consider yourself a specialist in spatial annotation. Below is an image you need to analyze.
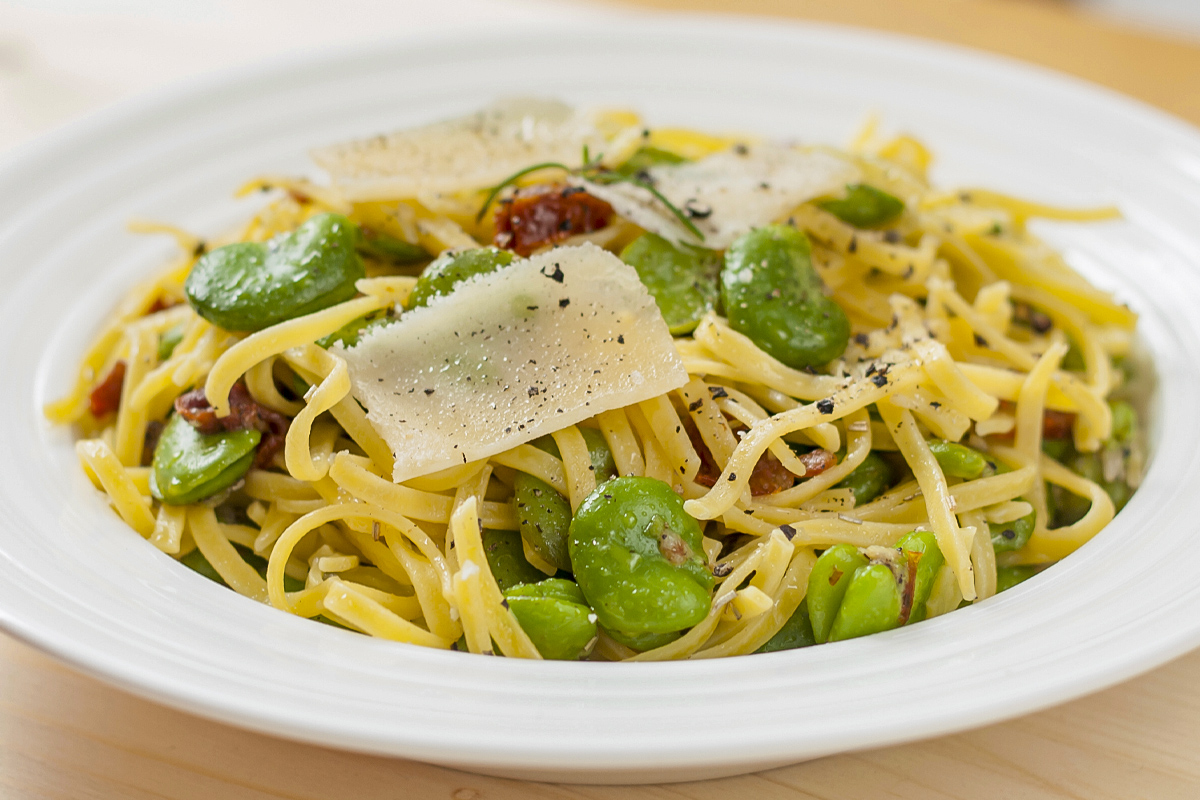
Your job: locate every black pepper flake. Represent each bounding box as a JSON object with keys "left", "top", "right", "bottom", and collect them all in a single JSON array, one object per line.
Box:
[
  {"left": 848, "top": 236, "right": 858, "bottom": 254},
  {"left": 527, "top": 305, "right": 539, "bottom": 311},
  {"left": 974, "top": 334, "right": 989, "bottom": 347},
  {"left": 872, "top": 373, "right": 888, "bottom": 387},
  {"left": 883, "top": 229, "right": 902, "bottom": 244},
  {"left": 193, "top": 240, "right": 208, "bottom": 257},
  {"left": 688, "top": 399, "right": 704, "bottom": 412},
  {"left": 528, "top": 387, "right": 539, "bottom": 397},
  {"left": 500, "top": 598, "right": 510, "bottom": 609},
  {"left": 816, "top": 398, "right": 835, "bottom": 415},
  {"left": 733, "top": 143, "right": 749, "bottom": 155},
  {"left": 930, "top": 401, "right": 942, "bottom": 409},
  {"left": 854, "top": 333, "right": 870, "bottom": 347},
  {"left": 779, "top": 524, "right": 797, "bottom": 541},
  {"left": 559, "top": 298, "right": 570, "bottom": 308},
  {"left": 617, "top": 334, "right": 625, "bottom": 344},
  {"left": 541, "top": 263, "right": 565, "bottom": 283},
  {"left": 423, "top": 388, "right": 435, "bottom": 396},
  {"left": 708, "top": 386, "right": 728, "bottom": 399},
  {"left": 683, "top": 199, "right": 713, "bottom": 219},
  {"left": 713, "top": 562, "right": 734, "bottom": 577},
  {"left": 727, "top": 472, "right": 738, "bottom": 482}
]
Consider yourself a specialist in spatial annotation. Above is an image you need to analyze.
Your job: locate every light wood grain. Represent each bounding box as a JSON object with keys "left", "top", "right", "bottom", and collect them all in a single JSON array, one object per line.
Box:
[
  {"left": 5, "top": 1, "right": 1200, "bottom": 797},
  {"left": 2, "top": 632, "right": 1199, "bottom": 798}
]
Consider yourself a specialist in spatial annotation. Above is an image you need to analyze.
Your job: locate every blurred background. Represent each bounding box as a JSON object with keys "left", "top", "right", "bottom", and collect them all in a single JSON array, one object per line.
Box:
[{"left": 2, "top": 0, "right": 1199, "bottom": 154}]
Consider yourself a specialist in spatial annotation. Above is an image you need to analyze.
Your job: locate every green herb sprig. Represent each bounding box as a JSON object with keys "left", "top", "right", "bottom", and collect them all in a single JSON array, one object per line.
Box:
[{"left": 475, "top": 146, "right": 704, "bottom": 242}]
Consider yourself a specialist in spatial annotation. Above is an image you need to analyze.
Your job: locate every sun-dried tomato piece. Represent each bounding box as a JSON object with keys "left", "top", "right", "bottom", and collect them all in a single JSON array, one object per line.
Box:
[
  {"left": 173, "top": 381, "right": 290, "bottom": 467},
  {"left": 88, "top": 361, "right": 126, "bottom": 418},
  {"left": 145, "top": 296, "right": 178, "bottom": 315},
  {"left": 1042, "top": 409, "right": 1075, "bottom": 440},
  {"left": 686, "top": 418, "right": 817, "bottom": 496},
  {"left": 493, "top": 183, "right": 613, "bottom": 256}
]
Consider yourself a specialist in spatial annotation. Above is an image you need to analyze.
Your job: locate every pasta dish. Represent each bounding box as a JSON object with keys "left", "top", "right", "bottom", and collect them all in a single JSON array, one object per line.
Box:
[{"left": 47, "top": 99, "right": 1143, "bottom": 660}]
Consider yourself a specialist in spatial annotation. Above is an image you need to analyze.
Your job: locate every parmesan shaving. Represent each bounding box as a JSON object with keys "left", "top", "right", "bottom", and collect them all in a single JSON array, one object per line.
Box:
[
  {"left": 312, "top": 98, "right": 626, "bottom": 201},
  {"left": 578, "top": 143, "right": 859, "bottom": 249},
  {"left": 341, "top": 243, "right": 688, "bottom": 483}
]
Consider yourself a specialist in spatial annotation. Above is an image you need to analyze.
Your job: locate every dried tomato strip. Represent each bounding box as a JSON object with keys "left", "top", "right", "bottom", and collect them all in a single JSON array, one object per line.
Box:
[
  {"left": 493, "top": 183, "right": 613, "bottom": 257},
  {"left": 88, "top": 361, "right": 126, "bottom": 418},
  {"left": 174, "top": 381, "right": 290, "bottom": 467}
]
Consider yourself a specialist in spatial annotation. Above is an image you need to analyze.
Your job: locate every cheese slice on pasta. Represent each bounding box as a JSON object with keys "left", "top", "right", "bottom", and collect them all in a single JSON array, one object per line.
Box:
[
  {"left": 579, "top": 143, "right": 859, "bottom": 249},
  {"left": 340, "top": 243, "right": 688, "bottom": 483},
  {"left": 312, "top": 98, "right": 634, "bottom": 201}
]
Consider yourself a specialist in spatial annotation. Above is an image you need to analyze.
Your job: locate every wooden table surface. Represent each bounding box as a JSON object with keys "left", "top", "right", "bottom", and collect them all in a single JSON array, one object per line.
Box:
[{"left": 4, "top": 1, "right": 1200, "bottom": 797}]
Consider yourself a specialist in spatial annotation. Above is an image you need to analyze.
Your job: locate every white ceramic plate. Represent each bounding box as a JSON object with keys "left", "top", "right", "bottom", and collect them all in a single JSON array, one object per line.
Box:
[{"left": 2, "top": 15, "right": 1200, "bottom": 785}]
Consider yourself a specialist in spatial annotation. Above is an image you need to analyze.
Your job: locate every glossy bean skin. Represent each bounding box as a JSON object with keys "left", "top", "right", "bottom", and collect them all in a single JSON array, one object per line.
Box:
[
  {"left": 316, "top": 311, "right": 390, "bottom": 349},
  {"left": 828, "top": 564, "right": 903, "bottom": 642},
  {"left": 721, "top": 225, "right": 850, "bottom": 369},
  {"left": 896, "top": 530, "right": 945, "bottom": 624},
  {"left": 996, "top": 565, "right": 1039, "bottom": 593},
  {"left": 568, "top": 477, "right": 714, "bottom": 637},
  {"left": 989, "top": 510, "right": 1036, "bottom": 553},
  {"left": 817, "top": 183, "right": 905, "bottom": 228},
  {"left": 604, "top": 627, "right": 682, "bottom": 652},
  {"left": 357, "top": 229, "right": 428, "bottom": 265},
  {"left": 504, "top": 578, "right": 598, "bottom": 660},
  {"left": 928, "top": 439, "right": 988, "bottom": 480},
  {"left": 619, "top": 233, "right": 722, "bottom": 334},
  {"left": 404, "top": 247, "right": 514, "bottom": 310},
  {"left": 151, "top": 414, "right": 260, "bottom": 505},
  {"left": 756, "top": 600, "right": 816, "bottom": 653},
  {"left": 836, "top": 451, "right": 894, "bottom": 505},
  {"left": 185, "top": 213, "right": 364, "bottom": 332},
  {"left": 481, "top": 529, "right": 546, "bottom": 591},
  {"left": 531, "top": 429, "right": 617, "bottom": 481},
  {"left": 513, "top": 473, "right": 573, "bottom": 572},
  {"left": 807, "top": 544, "right": 868, "bottom": 644}
]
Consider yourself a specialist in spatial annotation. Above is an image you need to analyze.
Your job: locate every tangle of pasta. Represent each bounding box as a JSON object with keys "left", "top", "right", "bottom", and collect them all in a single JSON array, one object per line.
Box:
[{"left": 49, "top": 106, "right": 1143, "bottom": 660}]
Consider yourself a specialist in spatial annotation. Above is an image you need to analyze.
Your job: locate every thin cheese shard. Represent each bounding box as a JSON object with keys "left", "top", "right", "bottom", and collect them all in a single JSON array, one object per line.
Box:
[
  {"left": 579, "top": 143, "right": 860, "bottom": 249},
  {"left": 340, "top": 243, "right": 688, "bottom": 483},
  {"left": 313, "top": 98, "right": 621, "bottom": 201}
]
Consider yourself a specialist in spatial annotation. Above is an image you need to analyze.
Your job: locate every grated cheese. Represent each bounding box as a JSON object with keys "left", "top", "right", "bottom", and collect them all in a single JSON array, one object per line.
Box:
[{"left": 340, "top": 243, "right": 688, "bottom": 483}]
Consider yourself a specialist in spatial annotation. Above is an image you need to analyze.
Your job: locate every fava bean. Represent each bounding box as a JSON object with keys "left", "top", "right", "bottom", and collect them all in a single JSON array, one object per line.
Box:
[
  {"left": 836, "top": 451, "right": 894, "bottom": 505},
  {"left": 151, "top": 414, "right": 259, "bottom": 505},
  {"left": 158, "top": 324, "right": 184, "bottom": 362},
  {"left": 897, "top": 530, "right": 945, "bottom": 624},
  {"left": 989, "top": 509, "right": 1036, "bottom": 553},
  {"left": 996, "top": 565, "right": 1039, "bottom": 593},
  {"left": 817, "top": 184, "right": 905, "bottom": 228},
  {"left": 569, "top": 477, "right": 714, "bottom": 637},
  {"left": 619, "top": 233, "right": 722, "bottom": 334},
  {"left": 606, "top": 627, "right": 682, "bottom": 652},
  {"left": 316, "top": 310, "right": 390, "bottom": 349},
  {"left": 721, "top": 225, "right": 850, "bottom": 369},
  {"left": 928, "top": 439, "right": 988, "bottom": 480},
  {"left": 404, "top": 247, "right": 514, "bottom": 310},
  {"left": 482, "top": 529, "right": 546, "bottom": 591},
  {"left": 615, "top": 146, "right": 687, "bottom": 178},
  {"left": 185, "top": 213, "right": 363, "bottom": 331},
  {"left": 807, "top": 544, "right": 868, "bottom": 644},
  {"left": 513, "top": 473, "right": 573, "bottom": 572},
  {"left": 756, "top": 600, "right": 816, "bottom": 653},
  {"left": 827, "top": 563, "right": 903, "bottom": 642},
  {"left": 531, "top": 428, "right": 617, "bottom": 481},
  {"left": 504, "top": 578, "right": 598, "bottom": 660},
  {"left": 357, "top": 228, "right": 428, "bottom": 265}
]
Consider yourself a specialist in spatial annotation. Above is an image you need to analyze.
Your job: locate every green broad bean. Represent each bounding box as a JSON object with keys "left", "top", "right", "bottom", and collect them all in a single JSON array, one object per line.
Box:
[
  {"left": 896, "top": 530, "right": 945, "bottom": 624},
  {"left": 158, "top": 324, "right": 184, "bottom": 362},
  {"left": 827, "top": 564, "right": 903, "bottom": 642},
  {"left": 836, "top": 451, "right": 894, "bottom": 505},
  {"left": 504, "top": 578, "right": 598, "bottom": 660},
  {"left": 404, "top": 247, "right": 514, "bottom": 310},
  {"left": 604, "top": 627, "right": 681, "bottom": 652},
  {"left": 989, "top": 509, "right": 1036, "bottom": 553},
  {"left": 357, "top": 229, "right": 428, "bottom": 265},
  {"left": 721, "top": 225, "right": 850, "bottom": 369},
  {"left": 481, "top": 529, "right": 546, "bottom": 591},
  {"left": 530, "top": 428, "right": 617, "bottom": 481},
  {"left": 614, "top": 146, "right": 687, "bottom": 178},
  {"left": 569, "top": 476, "right": 714, "bottom": 636},
  {"left": 151, "top": 414, "right": 260, "bottom": 505},
  {"left": 817, "top": 184, "right": 905, "bottom": 228},
  {"left": 807, "top": 544, "right": 868, "bottom": 644},
  {"left": 316, "top": 310, "right": 389, "bottom": 349},
  {"left": 619, "top": 233, "right": 722, "bottom": 334},
  {"left": 185, "top": 213, "right": 364, "bottom": 331},
  {"left": 756, "top": 600, "right": 816, "bottom": 653},
  {"left": 996, "top": 565, "right": 1039, "bottom": 593},
  {"left": 1110, "top": 399, "right": 1136, "bottom": 444},
  {"left": 928, "top": 439, "right": 988, "bottom": 480},
  {"left": 513, "top": 473, "right": 573, "bottom": 572}
]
